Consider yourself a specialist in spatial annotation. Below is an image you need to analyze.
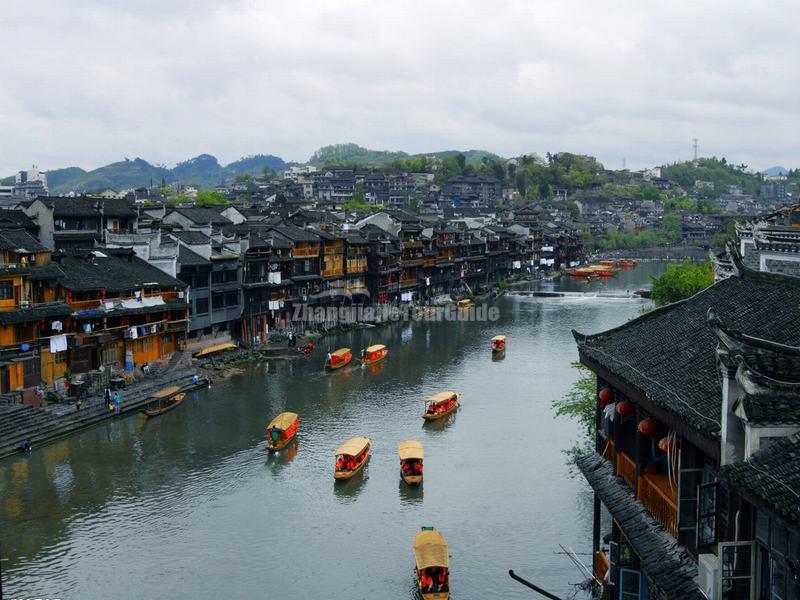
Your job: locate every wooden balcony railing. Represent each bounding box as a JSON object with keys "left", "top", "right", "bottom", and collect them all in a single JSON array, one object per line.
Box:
[
  {"left": 69, "top": 299, "right": 101, "bottom": 311},
  {"left": 601, "top": 438, "right": 616, "bottom": 461},
  {"left": 293, "top": 247, "right": 319, "bottom": 258},
  {"left": 637, "top": 473, "right": 678, "bottom": 537},
  {"left": 321, "top": 268, "right": 344, "bottom": 278},
  {"left": 595, "top": 550, "right": 609, "bottom": 581},
  {"left": 616, "top": 451, "right": 637, "bottom": 489}
]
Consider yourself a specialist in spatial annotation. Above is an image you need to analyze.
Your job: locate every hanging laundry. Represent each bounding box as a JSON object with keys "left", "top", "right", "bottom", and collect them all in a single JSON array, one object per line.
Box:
[
  {"left": 150, "top": 324, "right": 157, "bottom": 334},
  {"left": 51, "top": 320, "right": 63, "bottom": 332},
  {"left": 50, "top": 334, "right": 68, "bottom": 353},
  {"left": 129, "top": 327, "right": 138, "bottom": 339},
  {"left": 83, "top": 323, "right": 92, "bottom": 333}
]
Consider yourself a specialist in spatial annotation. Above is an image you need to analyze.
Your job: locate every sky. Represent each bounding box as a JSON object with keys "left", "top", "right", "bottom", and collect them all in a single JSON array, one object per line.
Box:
[{"left": 2, "top": 0, "right": 798, "bottom": 175}]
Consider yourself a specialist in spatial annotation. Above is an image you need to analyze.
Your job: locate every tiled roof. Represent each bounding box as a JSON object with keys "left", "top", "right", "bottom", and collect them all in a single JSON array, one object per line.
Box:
[
  {"left": 0, "top": 230, "right": 46, "bottom": 252},
  {"left": 170, "top": 230, "right": 211, "bottom": 245},
  {"left": 577, "top": 453, "right": 705, "bottom": 600},
  {"left": 54, "top": 250, "right": 186, "bottom": 292},
  {"left": 0, "top": 301, "right": 72, "bottom": 325},
  {"left": 170, "top": 208, "right": 232, "bottom": 225},
  {"left": 0, "top": 210, "right": 36, "bottom": 229},
  {"left": 575, "top": 267, "right": 800, "bottom": 438},
  {"left": 41, "top": 196, "right": 138, "bottom": 218},
  {"left": 178, "top": 245, "right": 210, "bottom": 266},
  {"left": 721, "top": 433, "right": 800, "bottom": 528}
]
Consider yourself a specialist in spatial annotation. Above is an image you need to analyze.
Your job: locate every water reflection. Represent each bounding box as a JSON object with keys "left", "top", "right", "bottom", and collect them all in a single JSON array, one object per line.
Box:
[
  {"left": 0, "top": 263, "right": 666, "bottom": 599},
  {"left": 398, "top": 479, "right": 424, "bottom": 505},
  {"left": 421, "top": 410, "right": 458, "bottom": 433},
  {"left": 266, "top": 440, "right": 299, "bottom": 475},
  {"left": 333, "top": 467, "right": 369, "bottom": 502}
]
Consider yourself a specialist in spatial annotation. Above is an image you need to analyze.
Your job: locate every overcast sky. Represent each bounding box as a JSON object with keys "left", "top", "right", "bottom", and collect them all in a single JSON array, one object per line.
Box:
[{"left": 2, "top": 0, "right": 798, "bottom": 174}]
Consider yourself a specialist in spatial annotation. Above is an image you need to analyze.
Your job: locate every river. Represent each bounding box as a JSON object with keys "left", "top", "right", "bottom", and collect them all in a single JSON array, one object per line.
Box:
[{"left": 0, "top": 262, "right": 666, "bottom": 600}]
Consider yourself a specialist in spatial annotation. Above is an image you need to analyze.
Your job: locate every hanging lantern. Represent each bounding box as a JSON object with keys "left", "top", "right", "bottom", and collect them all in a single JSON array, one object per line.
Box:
[
  {"left": 616, "top": 400, "right": 635, "bottom": 417},
  {"left": 658, "top": 436, "right": 676, "bottom": 454},
  {"left": 638, "top": 417, "right": 659, "bottom": 437},
  {"left": 598, "top": 387, "right": 614, "bottom": 404}
]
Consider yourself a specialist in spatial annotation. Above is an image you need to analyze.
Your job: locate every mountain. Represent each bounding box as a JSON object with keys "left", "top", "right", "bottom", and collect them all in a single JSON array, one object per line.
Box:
[
  {"left": 3, "top": 154, "right": 293, "bottom": 194},
  {"left": 761, "top": 166, "right": 788, "bottom": 176},
  {"left": 307, "top": 143, "right": 503, "bottom": 168}
]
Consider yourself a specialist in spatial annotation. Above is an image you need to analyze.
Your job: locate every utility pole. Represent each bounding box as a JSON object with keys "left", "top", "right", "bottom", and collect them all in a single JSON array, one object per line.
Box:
[{"left": 692, "top": 138, "right": 698, "bottom": 161}]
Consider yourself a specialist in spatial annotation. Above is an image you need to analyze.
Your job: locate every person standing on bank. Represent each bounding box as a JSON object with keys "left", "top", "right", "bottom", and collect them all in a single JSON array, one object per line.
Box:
[{"left": 113, "top": 391, "right": 121, "bottom": 414}]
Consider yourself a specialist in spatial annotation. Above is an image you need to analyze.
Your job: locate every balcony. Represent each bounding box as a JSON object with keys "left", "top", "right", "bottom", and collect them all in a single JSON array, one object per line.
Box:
[
  {"left": 399, "top": 279, "right": 418, "bottom": 289},
  {"left": 321, "top": 268, "right": 344, "bottom": 278},
  {"left": 403, "top": 240, "right": 424, "bottom": 249},
  {"left": 401, "top": 257, "right": 424, "bottom": 267},
  {"left": 637, "top": 473, "right": 678, "bottom": 537},
  {"left": 615, "top": 451, "right": 637, "bottom": 489},
  {"left": 346, "top": 259, "right": 367, "bottom": 274},
  {"left": 293, "top": 247, "right": 319, "bottom": 258}
]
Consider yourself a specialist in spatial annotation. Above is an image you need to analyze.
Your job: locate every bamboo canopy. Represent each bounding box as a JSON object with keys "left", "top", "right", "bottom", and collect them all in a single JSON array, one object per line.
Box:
[
  {"left": 267, "top": 412, "right": 298, "bottom": 430},
  {"left": 335, "top": 437, "right": 371, "bottom": 457},
  {"left": 331, "top": 347, "right": 351, "bottom": 358},
  {"left": 365, "top": 344, "right": 386, "bottom": 353},
  {"left": 398, "top": 440, "right": 424, "bottom": 461},
  {"left": 194, "top": 341, "right": 237, "bottom": 357},
  {"left": 413, "top": 530, "right": 449, "bottom": 570},
  {"left": 491, "top": 335, "right": 506, "bottom": 342},
  {"left": 151, "top": 385, "right": 181, "bottom": 399},
  {"left": 425, "top": 391, "right": 458, "bottom": 404}
]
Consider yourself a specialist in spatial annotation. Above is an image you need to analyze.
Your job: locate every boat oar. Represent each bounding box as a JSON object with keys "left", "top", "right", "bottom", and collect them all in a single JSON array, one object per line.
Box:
[{"left": 507, "top": 570, "right": 563, "bottom": 600}]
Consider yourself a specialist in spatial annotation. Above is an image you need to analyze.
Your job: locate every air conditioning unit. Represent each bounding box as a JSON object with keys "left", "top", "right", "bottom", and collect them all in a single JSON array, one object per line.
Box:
[{"left": 698, "top": 552, "right": 719, "bottom": 600}]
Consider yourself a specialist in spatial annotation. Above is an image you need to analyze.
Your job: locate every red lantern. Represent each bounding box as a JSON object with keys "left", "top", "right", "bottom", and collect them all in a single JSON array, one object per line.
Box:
[
  {"left": 598, "top": 388, "right": 614, "bottom": 404},
  {"left": 658, "top": 437, "right": 676, "bottom": 454},
  {"left": 638, "top": 417, "right": 659, "bottom": 437},
  {"left": 616, "top": 400, "right": 635, "bottom": 417}
]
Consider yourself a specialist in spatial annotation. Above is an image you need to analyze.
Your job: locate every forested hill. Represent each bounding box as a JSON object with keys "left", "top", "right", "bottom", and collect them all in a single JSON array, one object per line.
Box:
[{"left": 2, "top": 154, "right": 290, "bottom": 194}]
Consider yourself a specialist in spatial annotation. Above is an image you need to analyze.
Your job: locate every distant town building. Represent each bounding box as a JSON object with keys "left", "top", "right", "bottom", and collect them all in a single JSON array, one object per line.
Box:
[{"left": 13, "top": 166, "right": 48, "bottom": 199}]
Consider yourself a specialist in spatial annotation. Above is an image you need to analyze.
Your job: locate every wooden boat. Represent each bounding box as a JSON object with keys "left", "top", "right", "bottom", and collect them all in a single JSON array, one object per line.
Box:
[
  {"left": 266, "top": 412, "right": 299, "bottom": 451},
  {"left": 456, "top": 298, "right": 472, "bottom": 310},
  {"left": 423, "top": 391, "right": 460, "bottom": 420},
  {"left": 413, "top": 528, "right": 450, "bottom": 599},
  {"left": 360, "top": 344, "right": 388, "bottom": 366},
  {"left": 142, "top": 385, "right": 185, "bottom": 418},
  {"left": 334, "top": 437, "right": 372, "bottom": 480},
  {"left": 325, "top": 347, "right": 352, "bottom": 370},
  {"left": 491, "top": 335, "right": 506, "bottom": 352},
  {"left": 398, "top": 440, "right": 424, "bottom": 485}
]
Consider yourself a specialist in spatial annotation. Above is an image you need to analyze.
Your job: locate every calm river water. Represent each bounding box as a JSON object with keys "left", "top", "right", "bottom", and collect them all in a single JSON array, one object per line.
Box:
[{"left": 0, "top": 263, "right": 666, "bottom": 600}]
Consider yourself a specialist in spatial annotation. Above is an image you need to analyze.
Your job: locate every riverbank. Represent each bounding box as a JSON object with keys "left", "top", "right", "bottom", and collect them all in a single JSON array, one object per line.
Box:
[
  {"left": 0, "top": 264, "right": 670, "bottom": 600},
  {"left": 594, "top": 245, "right": 709, "bottom": 261}
]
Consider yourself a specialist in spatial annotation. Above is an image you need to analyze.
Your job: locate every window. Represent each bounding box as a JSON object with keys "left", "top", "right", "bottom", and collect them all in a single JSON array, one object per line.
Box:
[
  {"left": 678, "top": 468, "right": 704, "bottom": 550},
  {"left": 721, "top": 542, "right": 753, "bottom": 599},
  {"left": 697, "top": 481, "right": 719, "bottom": 549},
  {"left": 211, "top": 271, "right": 225, "bottom": 285},
  {"left": 225, "top": 292, "right": 239, "bottom": 307},
  {"left": 225, "top": 270, "right": 237, "bottom": 282},
  {"left": 212, "top": 293, "right": 224, "bottom": 310},
  {"left": 193, "top": 274, "right": 208, "bottom": 289},
  {"left": 0, "top": 280, "right": 13, "bottom": 300},
  {"left": 619, "top": 568, "right": 642, "bottom": 600},
  {"left": 195, "top": 298, "right": 209, "bottom": 314},
  {"left": 55, "top": 352, "right": 67, "bottom": 364}
]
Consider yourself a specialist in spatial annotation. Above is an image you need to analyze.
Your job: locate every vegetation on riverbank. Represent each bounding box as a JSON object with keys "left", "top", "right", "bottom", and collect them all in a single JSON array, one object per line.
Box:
[{"left": 650, "top": 260, "right": 714, "bottom": 306}]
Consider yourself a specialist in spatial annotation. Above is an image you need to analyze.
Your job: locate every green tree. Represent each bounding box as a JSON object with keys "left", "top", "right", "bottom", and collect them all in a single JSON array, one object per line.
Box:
[
  {"left": 662, "top": 213, "right": 682, "bottom": 243},
  {"left": 195, "top": 190, "right": 229, "bottom": 206},
  {"left": 650, "top": 260, "right": 714, "bottom": 307},
  {"left": 552, "top": 361, "right": 597, "bottom": 459}
]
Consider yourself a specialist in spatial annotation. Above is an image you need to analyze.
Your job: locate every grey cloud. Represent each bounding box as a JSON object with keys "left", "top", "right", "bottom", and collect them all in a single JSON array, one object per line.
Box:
[{"left": 1, "top": 0, "right": 798, "bottom": 174}]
